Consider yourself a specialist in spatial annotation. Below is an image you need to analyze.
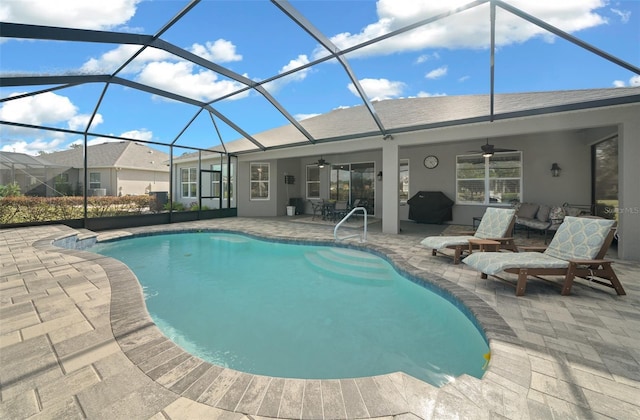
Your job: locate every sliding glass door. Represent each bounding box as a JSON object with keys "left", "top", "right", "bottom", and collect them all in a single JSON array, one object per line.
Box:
[
  {"left": 329, "top": 162, "right": 375, "bottom": 215},
  {"left": 592, "top": 136, "right": 618, "bottom": 219}
]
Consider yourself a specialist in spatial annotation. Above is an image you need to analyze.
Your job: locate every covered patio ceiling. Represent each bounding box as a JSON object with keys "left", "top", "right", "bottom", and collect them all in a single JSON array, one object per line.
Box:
[{"left": 1, "top": 0, "right": 639, "bottom": 156}]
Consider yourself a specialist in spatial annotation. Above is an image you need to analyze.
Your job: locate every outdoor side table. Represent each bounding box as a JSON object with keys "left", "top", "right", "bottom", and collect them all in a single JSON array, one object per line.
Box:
[{"left": 468, "top": 238, "right": 501, "bottom": 254}]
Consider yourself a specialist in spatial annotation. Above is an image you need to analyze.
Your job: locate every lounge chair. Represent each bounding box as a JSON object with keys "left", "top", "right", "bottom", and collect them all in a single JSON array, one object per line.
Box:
[
  {"left": 420, "top": 207, "right": 517, "bottom": 264},
  {"left": 463, "top": 216, "right": 626, "bottom": 296}
]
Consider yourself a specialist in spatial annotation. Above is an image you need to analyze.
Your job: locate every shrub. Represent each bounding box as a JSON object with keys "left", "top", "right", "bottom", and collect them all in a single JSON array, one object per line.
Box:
[{"left": 0, "top": 182, "right": 22, "bottom": 198}]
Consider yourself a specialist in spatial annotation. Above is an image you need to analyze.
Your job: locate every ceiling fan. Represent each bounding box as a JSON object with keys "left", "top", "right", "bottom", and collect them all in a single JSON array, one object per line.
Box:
[
  {"left": 316, "top": 156, "right": 329, "bottom": 168},
  {"left": 469, "top": 139, "right": 517, "bottom": 157}
]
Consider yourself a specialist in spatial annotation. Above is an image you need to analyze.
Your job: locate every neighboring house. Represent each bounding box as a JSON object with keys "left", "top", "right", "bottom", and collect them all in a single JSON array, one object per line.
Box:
[
  {"left": 1, "top": 141, "right": 170, "bottom": 197},
  {"left": 0, "top": 151, "right": 69, "bottom": 196}
]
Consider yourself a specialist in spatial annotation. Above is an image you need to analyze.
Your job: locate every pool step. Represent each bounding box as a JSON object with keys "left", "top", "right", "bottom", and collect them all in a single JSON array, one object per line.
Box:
[
  {"left": 209, "top": 234, "right": 251, "bottom": 243},
  {"left": 304, "top": 248, "right": 392, "bottom": 282}
]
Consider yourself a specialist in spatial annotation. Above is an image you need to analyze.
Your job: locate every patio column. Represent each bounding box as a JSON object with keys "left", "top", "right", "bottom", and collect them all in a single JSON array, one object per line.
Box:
[
  {"left": 619, "top": 115, "right": 640, "bottom": 261},
  {"left": 381, "top": 140, "right": 399, "bottom": 234}
]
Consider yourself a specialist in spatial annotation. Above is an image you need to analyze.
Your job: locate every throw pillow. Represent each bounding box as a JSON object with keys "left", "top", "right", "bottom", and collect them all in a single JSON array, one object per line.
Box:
[
  {"left": 536, "top": 204, "right": 551, "bottom": 222},
  {"left": 517, "top": 203, "right": 539, "bottom": 219},
  {"left": 549, "top": 206, "right": 565, "bottom": 222}
]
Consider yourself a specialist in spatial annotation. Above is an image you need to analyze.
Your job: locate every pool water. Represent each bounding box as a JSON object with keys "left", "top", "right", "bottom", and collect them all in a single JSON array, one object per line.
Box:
[{"left": 93, "top": 232, "right": 489, "bottom": 386}]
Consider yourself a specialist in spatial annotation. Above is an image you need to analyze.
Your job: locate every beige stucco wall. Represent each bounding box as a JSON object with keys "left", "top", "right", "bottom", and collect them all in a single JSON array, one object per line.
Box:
[{"left": 235, "top": 102, "right": 640, "bottom": 260}]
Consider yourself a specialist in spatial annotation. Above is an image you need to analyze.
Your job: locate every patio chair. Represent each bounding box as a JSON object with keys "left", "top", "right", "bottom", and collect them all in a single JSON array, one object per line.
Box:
[
  {"left": 463, "top": 216, "right": 626, "bottom": 296},
  {"left": 328, "top": 200, "right": 349, "bottom": 222},
  {"left": 420, "top": 207, "right": 517, "bottom": 264},
  {"left": 308, "top": 199, "right": 323, "bottom": 220}
]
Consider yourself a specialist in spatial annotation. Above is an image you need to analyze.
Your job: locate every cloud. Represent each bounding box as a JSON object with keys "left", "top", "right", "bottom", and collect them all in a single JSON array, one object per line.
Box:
[
  {"left": 136, "top": 61, "right": 247, "bottom": 102},
  {"left": 0, "top": 92, "right": 77, "bottom": 126},
  {"left": 78, "top": 39, "right": 250, "bottom": 101},
  {"left": 416, "top": 52, "right": 440, "bottom": 64},
  {"left": 0, "top": 136, "right": 67, "bottom": 155},
  {"left": 313, "top": 0, "right": 608, "bottom": 59},
  {"left": 295, "top": 113, "right": 321, "bottom": 121},
  {"left": 348, "top": 78, "right": 406, "bottom": 101},
  {"left": 613, "top": 75, "right": 640, "bottom": 87},
  {"left": 80, "top": 46, "right": 172, "bottom": 75},
  {"left": 81, "top": 129, "right": 153, "bottom": 146},
  {"left": 80, "top": 39, "right": 241, "bottom": 75},
  {"left": 0, "top": 0, "right": 141, "bottom": 30},
  {"left": 610, "top": 8, "right": 631, "bottom": 23},
  {"left": 416, "top": 91, "right": 447, "bottom": 97},
  {"left": 190, "top": 40, "right": 242, "bottom": 62},
  {"left": 263, "top": 55, "right": 311, "bottom": 93},
  {"left": 68, "top": 114, "right": 104, "bottom": 131},
  {"left": 425, "top": 66, "right": 448, "bottom": 80}
]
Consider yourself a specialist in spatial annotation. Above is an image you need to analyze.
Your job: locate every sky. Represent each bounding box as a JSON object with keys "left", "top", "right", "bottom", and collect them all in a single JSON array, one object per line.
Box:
[{"left": 1, "top": 0, "right": 639, "bottom": 156}]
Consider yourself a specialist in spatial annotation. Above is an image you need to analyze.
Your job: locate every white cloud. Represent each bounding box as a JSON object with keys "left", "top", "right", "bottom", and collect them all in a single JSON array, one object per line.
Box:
[
  {"left": 190, "top": 40, "right": 242, "bottom": 62},
  {"left": 416, "top": 52, "right": 440, "bottom": 64},
  {"left": 416, "top": 91, "right": 447, "bottom": 97},
  {"left": 0, "top": 136, "right": 67, "bottom": 155},
  {"left": 425, "top": 66, "right": 448, "bottom": 80},
  {"left": 613, "top": 75, "right": 640, "bottom": 87},
  {"left": 83, "top": 129, "right": 153, "bottom": 146},
  {"left": 264, "top": 55, "right": 311, "bottom": 93},
  {"left": 458, "top": 75, "right": 470, "bottom": 83},
  {"left": 314, "top": 0, "right": 608, "bottom": 59},
  {"left": 136, "top": 61, "right": 247, "bottom": 102},
  {"left": 295, "top": 113, "right": 320, "bottom": 121},
  {"left": 68, "top": 114, "right": 104, "bottom": 131},
  {"left": 610, "top": 8, "right": 631, "bottom": 23},
  {"left": 0, "top": 0, "right": 140, "bottom": 30},
  {"left": 78, "top": 39, "right": 249, "bottom": 100},
  {"left": 80, "top": 46, "right": 172, "bottom": 74},
  {"left": 0, "top": 92, "right": 77, "bottom": 126},
  {"left": 348, "top": 78, "right": 405, "bottom": 101}
]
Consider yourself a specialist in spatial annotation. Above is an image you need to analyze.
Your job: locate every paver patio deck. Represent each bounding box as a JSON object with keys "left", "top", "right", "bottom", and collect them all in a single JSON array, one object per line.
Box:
[{"left": 1, "top": 218, "right": 639, "bottom": 419}]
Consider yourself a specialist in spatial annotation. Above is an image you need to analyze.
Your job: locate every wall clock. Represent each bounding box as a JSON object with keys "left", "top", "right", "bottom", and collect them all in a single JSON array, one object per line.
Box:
[{"left": 423, "top": 155, "right": 439, "bottom": 169}]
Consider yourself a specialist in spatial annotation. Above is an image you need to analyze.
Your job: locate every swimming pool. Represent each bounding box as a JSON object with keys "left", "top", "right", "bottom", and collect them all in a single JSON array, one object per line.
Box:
[{"left": 92, "top": 231, "right": 489, "bottom": 387}]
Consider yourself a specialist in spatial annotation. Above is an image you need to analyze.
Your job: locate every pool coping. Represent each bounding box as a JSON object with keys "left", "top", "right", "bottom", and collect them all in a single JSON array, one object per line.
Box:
[{"left": 38, "top": 223, "right": 531, "bottom": 418}]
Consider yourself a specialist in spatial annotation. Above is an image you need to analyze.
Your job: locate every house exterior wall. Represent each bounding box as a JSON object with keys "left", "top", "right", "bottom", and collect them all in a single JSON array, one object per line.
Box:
[
  {"left": 235, "top": 102, "right": 639, "bottom": 260},
  {"left": 116, "top": 168, "right": 169, "bottom": 196}
]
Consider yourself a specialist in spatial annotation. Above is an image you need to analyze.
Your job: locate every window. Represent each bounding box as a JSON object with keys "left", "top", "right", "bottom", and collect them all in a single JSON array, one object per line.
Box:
[
  {"left": 89, "top": 172, "right": 101, "bottom": 189},
  {"left": 250, "top": 163, "right": 269, "bottom": 199},
  {"left": 181, "top": 167, "right": 197, "bottom": 198},
  {"left": 456, "top": 152, "right": 521, "bottom": 204},
  {"left": 306, "top": 165, "right": 320, "bottom": 198},
  {"left": 399, "top": 159, "right": 409, "bottom": 203}
]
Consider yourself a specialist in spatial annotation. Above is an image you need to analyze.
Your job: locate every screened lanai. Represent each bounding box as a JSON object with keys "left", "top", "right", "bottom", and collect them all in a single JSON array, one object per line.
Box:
[{"left": 1, "top": 0, "right": 640, "bottom": 258}]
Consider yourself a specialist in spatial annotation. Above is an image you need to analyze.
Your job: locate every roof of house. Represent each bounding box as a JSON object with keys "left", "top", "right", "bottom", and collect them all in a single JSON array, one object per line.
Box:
[
  {"left": 0, "top": 151, "right": 66, "bottom": 168},
  {"left": 206, "top": 86, "right": 640, "bottom": 155},
  {"left": 43, "top": 141, "right": 170, "bottom": 171}
]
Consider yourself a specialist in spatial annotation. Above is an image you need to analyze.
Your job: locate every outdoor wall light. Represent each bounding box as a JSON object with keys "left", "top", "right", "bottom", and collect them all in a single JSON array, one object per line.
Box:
[
  {"left": 551, "top": 162, "right": 561, "bottom": 177},
  {"left": 377, "top": 171, "right": 383, "bottom": 181}
]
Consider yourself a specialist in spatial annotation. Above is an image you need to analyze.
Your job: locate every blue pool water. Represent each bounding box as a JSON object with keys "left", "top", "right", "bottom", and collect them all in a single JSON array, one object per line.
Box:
[{"left": 93, "top": 232, "right": 489, "bottom": 386}]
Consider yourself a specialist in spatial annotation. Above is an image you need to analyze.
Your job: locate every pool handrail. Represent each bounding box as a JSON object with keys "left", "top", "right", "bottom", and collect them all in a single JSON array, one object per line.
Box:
[{"left": 334, "top": 206, "right": 367, "bottom": 242}]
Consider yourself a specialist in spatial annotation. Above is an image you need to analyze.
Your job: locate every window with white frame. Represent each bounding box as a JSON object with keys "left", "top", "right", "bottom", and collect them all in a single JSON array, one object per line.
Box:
[
  {"left": 181, "top": 167, "right": 197, "bottom": 198},
  {"left": 250, "top": 163, "right": 269, "bottom": 200},
  {"left": 306, "top": 165, "right": 320, "bottom": 198},
  {"left": 399, "top": 159, "right": 409, "bottom": 203},
  {"left": 89, "top": 172, "right": 101, "bottom": 189},
  {"left": 456, "top": 152, "right": 521, "bottom": 204}
]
